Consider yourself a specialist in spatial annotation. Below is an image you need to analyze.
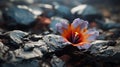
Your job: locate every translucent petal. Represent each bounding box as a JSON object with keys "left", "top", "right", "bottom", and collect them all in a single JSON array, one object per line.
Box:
[
  {"left": 56, "top": 23, "right": 63, "bottom": 33},
  {"left": 87, "top": 35, "right": 97, "bottom": 41},
  {"left": 77, "top": 44, "right": 92, "bottom": 49},
  {"left": 61, "top": 21, "right": 69, "bottom": 29},
  {"left": 80, "top": 21, "right": 88, "bottom": 29},
  {"left": 87, "top": 28, "right": 99, "bottom": 41},
  {"left": 72, "top": 18, "right": 88, "bottom": 29},
  {"left": 56, "top": 22, "right": 68, "bottom": 33},
  {"left": 72, "top": 18, "right": 82, "bottom": 28},
  {"left": 87, "top": 28, "right": 99, "bottom": 35}
]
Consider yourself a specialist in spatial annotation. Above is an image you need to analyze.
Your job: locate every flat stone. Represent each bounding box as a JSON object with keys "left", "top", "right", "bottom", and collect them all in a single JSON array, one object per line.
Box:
[
  {"left": 14, "top": 48, "right": 43, "bottom": 60},
  {"left": 89, "top": 40, "right": 119, "bottom": 57},
  {"left": 9, "top": 30, "right": 28, "bottom": 44}
]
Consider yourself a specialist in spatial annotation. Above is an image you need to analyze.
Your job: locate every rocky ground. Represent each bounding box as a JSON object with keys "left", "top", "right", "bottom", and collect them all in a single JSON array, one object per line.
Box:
[{"left": 0, "top": 0, "right": 120, "bottom": 67}]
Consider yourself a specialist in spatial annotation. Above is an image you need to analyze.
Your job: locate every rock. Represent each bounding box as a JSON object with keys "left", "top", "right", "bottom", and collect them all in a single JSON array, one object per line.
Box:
[
  {"left": 50, "top": 55, "right": 65, "bottom": 67},
  {"left": 71, "top": 5, "right": 103, "bottom": 22},
  {"left": 0, "top": 10, "right": 3, "bottom": 21},
  {"left": 0, "top": 42, "right": 9, "bottom": 60},
  {"left": 24, "top": 42, "right": 35, "bottom": 51},
  {"left": 0, "top": 42, "right": 4, "bottom": 59},
  {"left": 2, "top": 6, "right": 36, "bottom": 26},
  {"left": 39, "top": 59, "right": 52, "bottom": 67},
  {"left": 28, "top": 3, "right": 54, "bottom": 18},
  {"left": 0, "top": 42, "right": 4, "bottom": 48},
  {"left": 89, "top": 40, "right": 120, "bottom": 63},
  {"left": 0, "top": 42, "right": 9, "bottom": 53},
  {"left": 23, "top": 40, "right": 48, "bottom": 52},
  {"left": 107, "top": 29, "right": 120, "bottom": 39},
  {"left": 14, "top": 48, "right": 43, "bottom": 60},
  {"left": 89, "top": 40, "right": 117, "bottom": 56},
  {"left": 43, "top": 34, "right": 69, "bottom": 52},
  {"left": 53, "top": 2, "right": 73, "bottom": 20},
  {"left": 95, "top": 19, "right": 120, "bottom": 30},
  {"left": 9, "top": 30, "right": 28, "bottom": 44},
  {"left": 28, "top": 5, "right": 43, "bottom": 16},
  {"left": 12, "top": 0, "right": 35, "bottom": 5},
  {"left": 2, "top": 59, "right": 40, "bottom": 67},
  {"left": 37, "top": 40, "right": 48, "bottom": 53},
  {"left": 1, "top": 30, "right": 29, "bottom": 50},
  {"left": 71, "top": 5, "right": 100, "bottom": 16}
]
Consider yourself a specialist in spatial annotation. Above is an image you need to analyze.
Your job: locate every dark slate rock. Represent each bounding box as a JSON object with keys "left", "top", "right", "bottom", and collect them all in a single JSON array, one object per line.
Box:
[
  {"left": 12, "top": 0, "right": 35, "bottom": 5},
  {"left": 9, "top": 30, "right": 28, "bottom": 44},
  {"left": 43, "top": 34, "right": 70, "bottom": 52},
  {"left": 2, "top": 59, "right": 40, "bottom": 67},
  {"left": 89, "top": 40, "right": 120, "bottom": 59},
  {"left": 71, "top": 5, "right": 100, "bottom": 16},
  {"left": 2, "top": 6, "right": 35, "bottom": 26},
  {"left": 0, "top": 10, "right": 3, "bottom": 22},
  {"left": 53, "top": 2, "right": 73, "bottom": 21},
  {"left": 96, "top": 19, "right": 120, "bottom": 30},
  {"left": 71, "top": 5, "right": 103, "bottom": 22},
  {"left": 0, "top": 30, "right": 28, "bottom": 50},
  {"left": 28, "top": 5, "right": 43, "bottom": 16},
  {"left": 14, "top": 48, "right": 43, "bottom": 60},
  {"left": 50, "top": 56, "right": 65, "bottom": 67},
  {"left": 34, "top": 3, "right": 55, "bottom": 18}
]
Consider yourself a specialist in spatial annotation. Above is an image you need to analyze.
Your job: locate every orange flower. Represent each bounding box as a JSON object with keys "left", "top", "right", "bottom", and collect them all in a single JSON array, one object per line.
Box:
[
  {"left": 61, "top": 24, "right": 90, "bottom": 46},
  {"left": 56, "top": 18, "right": 99, "bottom": 49}
]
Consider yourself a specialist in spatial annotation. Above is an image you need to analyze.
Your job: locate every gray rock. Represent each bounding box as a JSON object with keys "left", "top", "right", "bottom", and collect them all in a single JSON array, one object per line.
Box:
[
  {"left": 71, "top": 4, "right": 101, "bottom": 16},
  {"left": 71, "top": 5, "right": 103, "bottom": 22},
  {"left": 14, "top": 48, "right": 43, "bottom": 60},
  {"left": 89, "top": 40, "right": 119, "bottom": 57},
  {"left": 0, "top": 10, "right": 3, "bottom": 22},
  {"left": 23, "top": 40, "right": 48, "bottom": 52},
  {"left": 0, "top": 42, "right": 9, "bottom": 60},
  {"left": 43, "top": 34, "right": 69, "bottom": 52},
  {"left": 50, "top": 56, "right": 65, "bottom": 67},
  {"left": 96, "top": 19, "right": 120, "bottom": 30},
  {"left": 30, "top": 3, "right": 54, "bottom": 18},
  {"left": 37, "top": 40, "right": 49, "bottom": 52},
  {"left": 28, "top": 5, "right": 43, "bottom": 16},
  {"left": 0, "top": 32, "right": 68, "bottom": 66},
  {"left": 24, "top": 42, "right": 35, "bottom": 51},
  {"left": 9, "top": 30, "right": 28, "bottom": 44},
  {"left": 0, "top": 42, "right": 4, "bottom": 59},
  {"left": 0, "top": 42, "right": 4, "bottom": 48},
  {"left": 2, "top": 59, "right": 40, "bottom": 67}
]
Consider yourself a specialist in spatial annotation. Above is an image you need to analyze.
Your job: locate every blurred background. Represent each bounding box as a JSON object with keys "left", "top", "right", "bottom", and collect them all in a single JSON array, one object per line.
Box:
[
  {"left": 0, "top": 0, "right": 120, "bottom": 21},
  {"left": 0, "top": 0, "right": 120, "bottom": 35},
  {"left": 0, "top": 0, "right": 120, "bottom": 31}
]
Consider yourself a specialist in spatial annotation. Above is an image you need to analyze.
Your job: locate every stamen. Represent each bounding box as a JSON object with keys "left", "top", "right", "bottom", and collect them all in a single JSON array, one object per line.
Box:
[
  {"left": 75, "top": 32, "right": 79, "bottom": 36},
  {"left": 73, "top": 32, "right": 79, "bottom": 43}
]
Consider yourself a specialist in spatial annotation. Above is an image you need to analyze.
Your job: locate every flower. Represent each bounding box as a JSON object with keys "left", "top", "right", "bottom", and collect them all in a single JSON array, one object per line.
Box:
[{"left": 56, "top": 18, "right": 99, "bottom": 49}]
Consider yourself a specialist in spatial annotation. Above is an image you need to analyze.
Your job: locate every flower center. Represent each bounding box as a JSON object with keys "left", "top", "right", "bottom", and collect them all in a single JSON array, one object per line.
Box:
[
  {"left": 67, "top": 32, "right": 82, "bottom": 44},
  {"left": 75, "top": 32, "right": 79, "bottom": 36}
]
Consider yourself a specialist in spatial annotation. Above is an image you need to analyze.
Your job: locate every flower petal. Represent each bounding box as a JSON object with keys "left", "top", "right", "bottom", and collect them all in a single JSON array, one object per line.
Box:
[
  {"left": 56, "top": 21, "right": 68, "bottom": 33},
  {"left": 77, "top": 44, "right": 92, "bottom": 49},
  {"left": 72, "top": 18, "right": 88, "bottom": 29},
  {"left": 87, "top": 28, "right": 99, "bottom": 41},
  {"left": 72, "top": 18, "right": 82, "bottom": 28},
  {"left": 80, "top": 21, "right": 88, "bottom": 29}
]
